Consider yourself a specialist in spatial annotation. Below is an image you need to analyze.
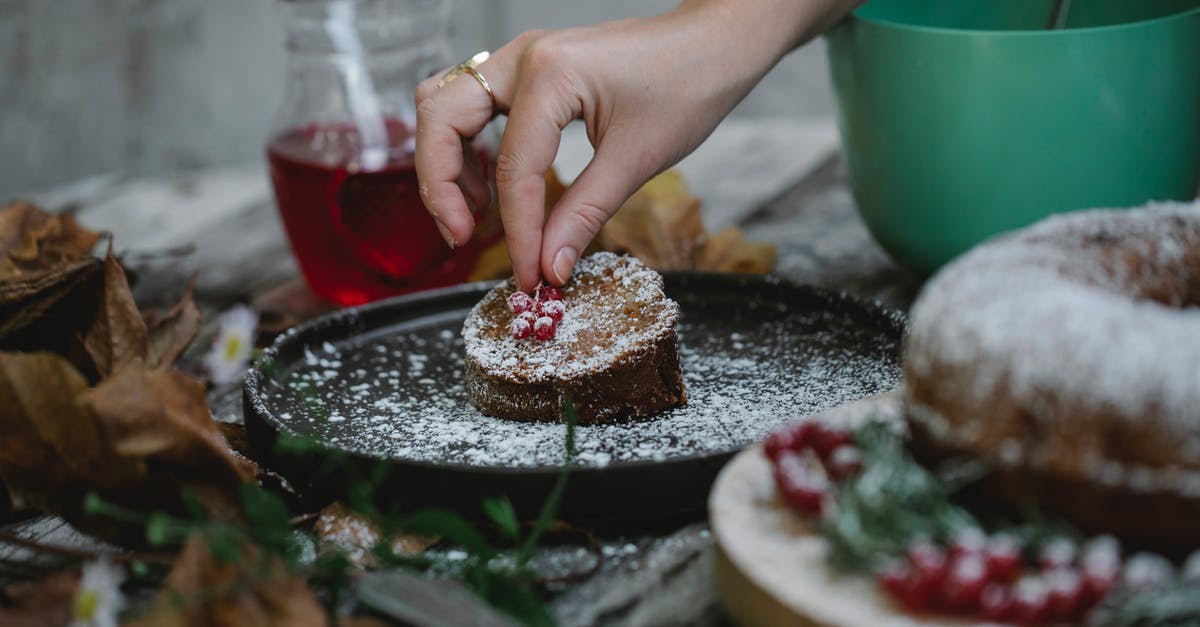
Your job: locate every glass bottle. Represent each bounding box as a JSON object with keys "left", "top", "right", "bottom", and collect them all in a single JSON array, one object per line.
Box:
[{"left": 267, "top": 0, "right": 499, "bottom": 306}]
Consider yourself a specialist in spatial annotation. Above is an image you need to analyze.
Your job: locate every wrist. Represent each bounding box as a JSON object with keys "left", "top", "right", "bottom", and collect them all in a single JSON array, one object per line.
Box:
[{"left": 675, "top": 0, "right": 859, "bottom": 61}]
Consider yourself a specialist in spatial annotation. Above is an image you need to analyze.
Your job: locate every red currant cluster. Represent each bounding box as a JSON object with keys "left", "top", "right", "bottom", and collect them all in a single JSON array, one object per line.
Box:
[
  {"left": 876, "top": 533, "right": 1127, "bottom": 623},
  {"left": 762, "top": 421, "right": 1198, "bottom": 625},
  {"left": 507, "top": 283, "right": 565, "bottom": 342},
  {"left": 763, "top": 421, "right": 861, "bottom": 516}
]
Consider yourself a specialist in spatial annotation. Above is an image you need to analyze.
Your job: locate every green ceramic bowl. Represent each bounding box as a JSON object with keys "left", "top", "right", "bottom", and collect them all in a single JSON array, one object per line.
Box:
[{"left": 827, "top": 0, "right": 1200, "bottom": 273}]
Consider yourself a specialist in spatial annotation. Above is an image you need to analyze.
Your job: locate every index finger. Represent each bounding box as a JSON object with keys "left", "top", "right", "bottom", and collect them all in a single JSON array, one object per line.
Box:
[{"left": 495, "top": 86, "right": 578, "bottom": 292}]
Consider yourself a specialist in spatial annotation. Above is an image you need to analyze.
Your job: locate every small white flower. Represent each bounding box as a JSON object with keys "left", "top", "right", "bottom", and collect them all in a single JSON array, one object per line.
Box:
[
  {"left": 204, "top": 304, "right": 258, "bottom": 385},
  {"left": 70, "top": 557, "right": 125, "bottom": 627}
]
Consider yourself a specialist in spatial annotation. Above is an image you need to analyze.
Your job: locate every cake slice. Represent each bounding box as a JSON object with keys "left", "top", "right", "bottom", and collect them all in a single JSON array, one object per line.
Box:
[{"left": 462, "top": 252, "right": 686, "bottom": 424}]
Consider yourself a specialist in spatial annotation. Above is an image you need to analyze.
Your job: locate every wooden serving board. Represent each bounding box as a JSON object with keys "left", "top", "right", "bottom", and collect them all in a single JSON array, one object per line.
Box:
[{"left": 709, "top": 390, "right": 981, "bottom": 627}]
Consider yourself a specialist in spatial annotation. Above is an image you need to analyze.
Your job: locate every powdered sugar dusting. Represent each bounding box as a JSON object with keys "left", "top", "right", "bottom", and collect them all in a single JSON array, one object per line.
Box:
[
  {"left": 462, "top": 252, "right": 677, "bottom": 383},
  {"left": 906, "top": 199, "right": 1200, "bottom": 469},
  {"left": 254, "top": 283, "right": 903, "bottom": 469}
]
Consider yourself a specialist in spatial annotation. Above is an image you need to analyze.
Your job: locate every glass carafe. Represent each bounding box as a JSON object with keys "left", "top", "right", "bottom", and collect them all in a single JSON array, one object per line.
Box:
[{"left": 267, "top": 0, "right": 499, "bottom": 306}]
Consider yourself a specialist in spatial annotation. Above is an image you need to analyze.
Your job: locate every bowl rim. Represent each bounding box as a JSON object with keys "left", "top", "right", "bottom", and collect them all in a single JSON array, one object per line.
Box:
[{"left": 849, "top": 2, "right": 1200, "bottom": 37}]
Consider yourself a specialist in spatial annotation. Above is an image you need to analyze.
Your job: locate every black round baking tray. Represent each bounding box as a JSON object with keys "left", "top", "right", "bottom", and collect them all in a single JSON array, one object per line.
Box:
[{"left": 244, "top": 272, "right": 906, "bottom": 524}]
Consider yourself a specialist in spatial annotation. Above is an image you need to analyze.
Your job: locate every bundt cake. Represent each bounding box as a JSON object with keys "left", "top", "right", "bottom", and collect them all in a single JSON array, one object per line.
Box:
[{"left": 904, "top": 199, "right": 1200, "bottom": 548}]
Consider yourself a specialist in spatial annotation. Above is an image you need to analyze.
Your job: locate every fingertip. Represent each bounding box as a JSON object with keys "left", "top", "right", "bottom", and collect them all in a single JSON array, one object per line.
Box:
[
  {"left": 423, "top": 182, "right": 476, "bottom": 246},
  {"left": 511, "top": 256, "right": 541, "bottom": 292}
]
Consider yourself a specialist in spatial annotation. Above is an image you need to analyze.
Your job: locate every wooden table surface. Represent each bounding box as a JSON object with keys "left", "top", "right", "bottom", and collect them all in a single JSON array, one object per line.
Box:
[{"left": 6, "top": 121, "right": 923, "bottom": 625}]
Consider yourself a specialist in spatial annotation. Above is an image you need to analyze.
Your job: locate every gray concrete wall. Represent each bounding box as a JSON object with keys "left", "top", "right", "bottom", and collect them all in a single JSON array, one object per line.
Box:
[{"left": 0, "top": 0, "right": 834, "bottom": 196}]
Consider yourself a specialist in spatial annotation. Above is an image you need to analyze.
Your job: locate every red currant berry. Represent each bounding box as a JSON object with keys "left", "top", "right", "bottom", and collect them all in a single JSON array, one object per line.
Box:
[
  {"left": 809, "top": 423, "right": 853, "bottom": 458},
  {"left": 1081, "top": 535, "right": 1121, "bottom": 603},
  {"left": 764, "top": 425, "right": 799, "bottom": 461},
  {"left": 826, "top": 445, "right": 863, "bottom": 480},
  {"left": 878, "top": 560, "right": 935, "bottom": 611},
  {"left": 985, "top": 533, "right": 1023, "bottom": 583},
  {"left": 906, "top": 539, "right": 950, "bottom": 600},
  {"left": 537, "top": 298, "right": 566, "bottom": 322},
  {"left": 1011, "top": 575, "right": 1050, "bottom": 625},
  {"left": 764, "top": 422, "right": 814, "bottom": 461},
  {"left": 533, "top": 316, "right": 556, "bottom": 342},
  {"left": 1038, "top": 536, "right": 1078, "bottom": 570},
  {"left": 1044, "top": 567, "right": 1085, "bottom": 622},
  {"left": 509, "top": 316, "right": 533, "bottom": 339},
  {"left": 538, "top": 285, "right": 563, "bottom": 301},
  {"left": 949, "top": 526, "right": 987, "bottom": 560},
  {"left": 941, "top": 552, "right": 989, "bottom": 612},
  {"left": 980, "top": 583, "right": 1014, "bottom": 621},
  {"left": 507, "top": 291, "right": 535, "bottom": 315},
  {"left": 773, "top": 451, "right": 828, "bottom": 515},
  {"left": 878, "top": 560, "right": 910, "bottom": 596}
]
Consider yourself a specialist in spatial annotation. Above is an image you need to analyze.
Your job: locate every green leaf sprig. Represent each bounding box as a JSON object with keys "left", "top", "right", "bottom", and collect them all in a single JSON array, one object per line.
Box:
[{"left": 821, "top": 421, "right": 977, "bottom": 571}]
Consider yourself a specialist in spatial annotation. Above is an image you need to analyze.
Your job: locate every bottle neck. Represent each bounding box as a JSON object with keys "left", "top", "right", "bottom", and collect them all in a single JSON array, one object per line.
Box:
[{"left": 281, "top": 0, "right": 451, "bottom": 55}]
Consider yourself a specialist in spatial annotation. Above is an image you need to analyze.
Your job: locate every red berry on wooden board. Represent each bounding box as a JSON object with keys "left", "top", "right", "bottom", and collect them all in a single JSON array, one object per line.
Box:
[
  {"left": 980, "top": 583, "right": 1015, "bottom": 621},
  {"left": 507, "top": 291, "right": 535, "bottom": 315},
  {"left": 1081, "top": 535, "right": 1121, "bottom": 603},
  {"left": 763, "top": 422, "right": 813, "bottom": 461},
  {"left": 533, "top": 316, "right": 556, "bottom": 342},
  {"left": 877, "top": 559, "right": 937, "bottom": 612},
  {"left": 905, "top": 539, "right": 950, "bottom": 604},
  {"left": 1010, "top": 575, "right": 1051, "bottom": 625},
  {"left": 941, "top": 552, "right": 989, "bottom": 611},
  {"left": 985, "top": 533, "right": 1024, "bottom": 583},
  {"left": 949, "top": 526, "right": 987, "bottom": 560},
  {"left": 878, "top": 560, "right": 912, "bottom": 598},
  {"left": 1038, "top": 536, "right": 1078, "bottom": 571},
  {"left": 772, "top": 451, "right": 829, "bottom": 515},
  {"left": 809, "top": 423, "right": 853, "bottom": 458},
  {"left": 763, "top": 428, "right": 796, "bottom": 461},
  {"left": 826, "top": 445, "right": 863, "bottom": 480},
  {"left": 1044, "top": 568, "right": 1085, "bottom": 622}
]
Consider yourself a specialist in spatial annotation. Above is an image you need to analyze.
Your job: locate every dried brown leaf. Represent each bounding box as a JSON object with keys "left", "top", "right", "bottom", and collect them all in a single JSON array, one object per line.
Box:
[
  {"left": 85, "top": 363, "right": 257, "bottom": 487},
  {"left": 125, "top": 536, "right": 327, "bottom": 627},
  {"left": 474, "top": 167, "right": 777, "bottom": 283},
  {"left": 695, "top": 227, "right": 777, "bottom": 275},
  {"left": 146, "top": 280, "right": 201, "bottom": 369},
  {"left": 83, "top": 251, "right": 149, "bottom": 378},
  {"left": 315, "top": 501, "right": 437, "bottom": 568},
  {"left": 0, "top": 203, "right": 106, "bottom": 356},
  {"left": 0, "top": 352, "right": 252, "bottom": 542},
  {"left": 599, "top": 170, "right": 705, "bottom": 270},
  {"left": 0, "top": 257, "right": 102, "bottom": 343},
  {"left": 0, "top": 353, "right": 145, "bottom": 515},
  {"left": 0, "top": 570, "right": 78, "bottom": 627},
  {"left": 466, "top": 240, "right": 515, "bottom": 282},
  {"left": 0, "top": 201, "right": 101, "bottom": 280}
]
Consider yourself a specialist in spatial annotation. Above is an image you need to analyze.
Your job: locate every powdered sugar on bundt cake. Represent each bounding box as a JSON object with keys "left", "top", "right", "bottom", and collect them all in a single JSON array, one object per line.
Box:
[
  {"left": 463, "top": 252, "right": 686, "bottom": 424},
  {"left": 904, "top": 199, "right": 1200, "bottom": 546}
]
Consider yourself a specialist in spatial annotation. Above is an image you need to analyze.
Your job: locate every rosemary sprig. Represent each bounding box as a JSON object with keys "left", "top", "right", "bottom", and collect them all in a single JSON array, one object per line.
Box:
[
  {"left": 821, "top": 421, "right": 976, "bottom": 571},
  {"left": 1090, "top": 580, "right": 1200, "bottom": 627}
]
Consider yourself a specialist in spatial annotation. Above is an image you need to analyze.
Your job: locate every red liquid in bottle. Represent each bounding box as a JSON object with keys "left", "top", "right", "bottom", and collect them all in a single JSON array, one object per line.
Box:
[{"left": 267, "top": 119, "right": 498, "bottom": 306}]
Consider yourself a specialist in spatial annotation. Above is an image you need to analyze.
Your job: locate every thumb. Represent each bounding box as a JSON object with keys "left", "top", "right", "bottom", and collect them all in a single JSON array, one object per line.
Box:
[{"left": 540, "top": 146, "right": 650, "bottom": 285}]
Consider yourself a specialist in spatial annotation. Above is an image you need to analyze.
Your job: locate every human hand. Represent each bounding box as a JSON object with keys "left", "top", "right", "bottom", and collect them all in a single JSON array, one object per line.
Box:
[{"left": 415, "top": 0, "right": 856, "bottom": 290}]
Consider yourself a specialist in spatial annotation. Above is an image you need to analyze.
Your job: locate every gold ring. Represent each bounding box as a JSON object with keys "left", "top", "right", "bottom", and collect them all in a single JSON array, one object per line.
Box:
[{"left": 437, "top": 51, "right": 496, "bottom": 107}]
